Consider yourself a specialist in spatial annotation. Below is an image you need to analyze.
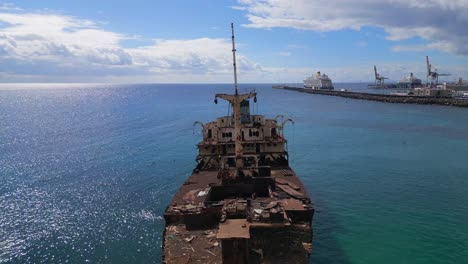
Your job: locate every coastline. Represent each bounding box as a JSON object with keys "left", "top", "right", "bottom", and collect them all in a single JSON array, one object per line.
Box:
[{"left": 278, "top": 86, "right": 468, "bottom": 108}]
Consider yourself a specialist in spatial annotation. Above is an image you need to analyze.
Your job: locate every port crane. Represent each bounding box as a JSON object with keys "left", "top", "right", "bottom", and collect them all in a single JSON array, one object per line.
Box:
[
  {"left": 426, "top": 56, "right": 450, "bottom": 87},
  {"left": 373, "top": 65, "right": 388, "bottom": 86}
]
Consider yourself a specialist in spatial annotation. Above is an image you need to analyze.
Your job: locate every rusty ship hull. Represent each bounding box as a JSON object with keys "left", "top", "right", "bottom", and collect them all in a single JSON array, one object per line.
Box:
[
  {"left": 162, "top": 24, "right": 314, "bottom": 264},
  {"left": 163, "top": 165, "right": 314, "bottom": 263}
]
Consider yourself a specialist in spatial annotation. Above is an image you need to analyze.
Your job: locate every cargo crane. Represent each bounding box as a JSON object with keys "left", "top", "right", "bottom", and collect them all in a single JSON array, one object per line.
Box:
[
  {"left": 373, "top": 65, "right": 388, "bottom": 86},
  {"left": 426, "top": 56, "right": 450, "bottom": 87}
]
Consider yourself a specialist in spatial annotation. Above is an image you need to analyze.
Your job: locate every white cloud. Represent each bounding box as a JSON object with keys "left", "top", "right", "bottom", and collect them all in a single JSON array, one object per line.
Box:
[
  {"left": 230, "top": 6, "right": 247, "bottom": 11},
  {"left": 0, "top": 3, "right": 22, "bottom": 11},
  {"left": 356, "top": 41, "right": 368, "bottom": 48},
  {"left": 277, "top": 51, "right": 291, "bottom": 56},
  {"left": 127, "top": 38, "right": 259, "bottom": 73},
  {"left": 0, "top": 11, "right": 132, "bottom": 70},
  {"left": 0, "top": 4, "right": 466, "bottom": 83},
  {"left": 0, "top": 8, "right": 262, "bottom": 82},
  {"left": 287, "top": 44, "right": 306, "bottom": 49},
  {"left": 236, "top": 0, "right": 468, "bottom": 56}
]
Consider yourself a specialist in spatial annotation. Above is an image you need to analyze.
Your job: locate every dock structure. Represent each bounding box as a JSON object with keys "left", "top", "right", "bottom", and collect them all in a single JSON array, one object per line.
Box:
[{"left": 278, "top": 86, "right": 468, "bottom": 107}]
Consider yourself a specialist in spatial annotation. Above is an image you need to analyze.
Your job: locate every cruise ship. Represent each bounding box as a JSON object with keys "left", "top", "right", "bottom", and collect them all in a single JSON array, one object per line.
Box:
[
  {"left": 397, "top": 73, "right": 422, "bottom": 88},
  {"left": 304, "top": 71, "right": 334, "bottom": 90}
]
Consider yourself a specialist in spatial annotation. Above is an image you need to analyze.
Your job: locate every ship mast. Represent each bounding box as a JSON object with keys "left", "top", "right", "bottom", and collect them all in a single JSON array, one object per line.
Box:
[
  {"left": 231, "top": 23, "right": 239, "bottom": 95},
  {"left": 215, "top": 23, "right": 256, "bottom": 170}
]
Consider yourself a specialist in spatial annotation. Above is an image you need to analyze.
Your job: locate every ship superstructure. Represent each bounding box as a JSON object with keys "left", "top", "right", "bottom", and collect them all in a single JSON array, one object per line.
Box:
[
  {"left": 163, "top": 24, "right": 314, "bottom": 264},
  {"left": 304, "top": 71, "right": 334, "bottom": 90},
  {"left": 398, "top": 72, "right": 422, "bottom": 88}
]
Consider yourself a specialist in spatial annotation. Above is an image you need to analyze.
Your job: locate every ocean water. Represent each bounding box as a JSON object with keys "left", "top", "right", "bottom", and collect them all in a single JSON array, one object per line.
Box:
[{"left": 1, "top": 84, "right": 467, "bottom": 264}]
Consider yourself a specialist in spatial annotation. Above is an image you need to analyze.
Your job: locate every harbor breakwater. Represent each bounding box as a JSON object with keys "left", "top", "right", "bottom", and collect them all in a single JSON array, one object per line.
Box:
[{"left": 281, "top": 86, "right": 468, "bottom": 108}]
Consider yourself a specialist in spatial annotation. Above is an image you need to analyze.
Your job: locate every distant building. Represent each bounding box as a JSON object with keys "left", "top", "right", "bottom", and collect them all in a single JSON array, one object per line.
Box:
[{"left": 413, "top": 87, "right": 452, "bottom": 97}]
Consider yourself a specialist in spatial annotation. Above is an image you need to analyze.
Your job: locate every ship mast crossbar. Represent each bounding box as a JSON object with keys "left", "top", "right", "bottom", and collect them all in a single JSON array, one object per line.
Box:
[
  {"left": 215, "top": 91, "right": 256, "bottom": 169},
  {"left": 213, "top": 23, "right": 256, "bottom": 170}
]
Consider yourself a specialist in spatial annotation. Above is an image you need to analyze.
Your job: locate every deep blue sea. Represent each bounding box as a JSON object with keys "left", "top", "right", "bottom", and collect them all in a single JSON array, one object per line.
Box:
[{"left": 1, "top": 84, "right": 467, "bottom": 264}]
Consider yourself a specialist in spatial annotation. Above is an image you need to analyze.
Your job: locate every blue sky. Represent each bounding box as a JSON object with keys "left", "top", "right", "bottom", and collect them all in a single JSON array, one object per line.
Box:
[{"left": 0, "top": 0, "right": 467, "bottom": 83}]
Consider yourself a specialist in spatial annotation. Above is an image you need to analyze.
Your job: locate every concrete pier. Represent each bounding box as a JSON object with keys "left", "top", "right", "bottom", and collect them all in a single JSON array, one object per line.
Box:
[{"left": 280, "top": 86, "right": 468, "bottom": 108}]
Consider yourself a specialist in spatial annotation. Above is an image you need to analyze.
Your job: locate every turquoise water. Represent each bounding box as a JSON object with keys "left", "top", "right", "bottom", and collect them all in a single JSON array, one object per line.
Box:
[{"left": 0, "top": 84, "right": 467, "bottom": 263}]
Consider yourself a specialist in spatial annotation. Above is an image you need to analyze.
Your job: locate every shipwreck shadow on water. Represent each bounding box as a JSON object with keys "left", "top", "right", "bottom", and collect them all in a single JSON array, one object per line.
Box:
[{"left": 310, "top": 198, "right": 351, "bottom": 264}]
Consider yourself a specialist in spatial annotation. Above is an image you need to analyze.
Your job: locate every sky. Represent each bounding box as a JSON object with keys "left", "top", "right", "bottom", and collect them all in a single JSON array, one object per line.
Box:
[{"left": 0, "top": 0, "right": 467, "bottom": 83}]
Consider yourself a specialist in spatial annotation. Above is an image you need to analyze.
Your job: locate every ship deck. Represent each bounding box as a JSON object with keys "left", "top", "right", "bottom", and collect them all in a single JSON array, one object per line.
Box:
[{"left": 163, "top": 167, "right": 314, "bottom": 264}]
